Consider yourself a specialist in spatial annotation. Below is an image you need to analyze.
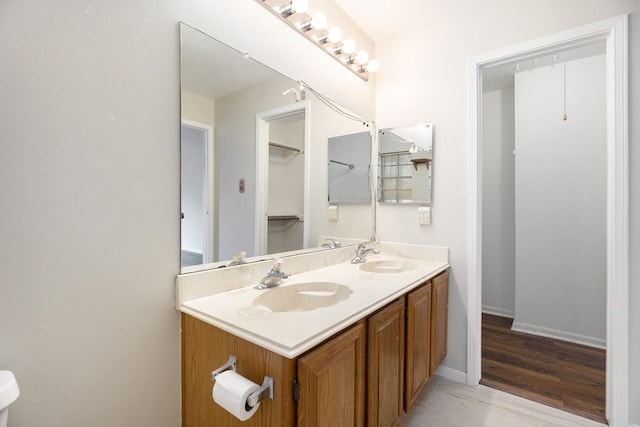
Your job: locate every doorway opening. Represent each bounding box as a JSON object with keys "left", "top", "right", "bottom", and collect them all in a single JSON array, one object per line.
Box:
[
  {"left": 467, "top": 15, "right": 628, "bottom": 427},
  {"left": 479, "top": 43, "right": 607, "bottom": 423},
  {"left": 180, "top": 120, "right": 214, "bottom": 267},
  {"left": 255, "top": 101, "right": 311, "bottom": 256}
]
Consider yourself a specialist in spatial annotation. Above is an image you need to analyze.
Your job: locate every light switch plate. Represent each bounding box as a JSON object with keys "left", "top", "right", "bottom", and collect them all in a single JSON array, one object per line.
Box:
[
  {"left": 418, "top": 206, "right": 431, "bottom": 225},
  {"left": 328, "top": 205, "right": 339, "bottom": 221}
]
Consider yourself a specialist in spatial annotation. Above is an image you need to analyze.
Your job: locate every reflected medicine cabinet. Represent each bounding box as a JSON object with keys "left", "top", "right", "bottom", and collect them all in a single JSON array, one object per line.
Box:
[
  {"left": 378, "top": 124, "right": 433, "bottom": 204},
  {"left": 327, "top": 131, "right": 372, "bottom": 203}
]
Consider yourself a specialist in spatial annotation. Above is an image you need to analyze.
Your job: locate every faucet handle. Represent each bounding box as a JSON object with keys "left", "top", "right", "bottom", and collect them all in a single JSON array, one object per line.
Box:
[
  {"left": 322, "top": 239, "right": 342, "bottom": 249},
  {"left": 272, "top": 258, "right": 286, "bottom": 273}
]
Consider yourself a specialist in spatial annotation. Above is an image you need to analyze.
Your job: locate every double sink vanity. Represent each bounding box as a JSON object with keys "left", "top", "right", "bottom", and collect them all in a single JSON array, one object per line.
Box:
[
  {"left": 177, "top": 241, "right": 449, "bottom": 426},
  {"left": 178, "top": 20, "right": 447, "bottom": 427}
]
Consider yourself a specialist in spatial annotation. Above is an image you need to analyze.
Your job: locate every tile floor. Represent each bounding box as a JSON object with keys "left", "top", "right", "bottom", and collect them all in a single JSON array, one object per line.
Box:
[{"left": 401, "top": 376, "right": 607, "bottom": 426}]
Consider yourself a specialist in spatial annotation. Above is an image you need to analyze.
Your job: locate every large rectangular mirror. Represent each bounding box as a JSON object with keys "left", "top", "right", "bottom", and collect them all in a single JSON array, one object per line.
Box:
[
  {"left": 377, "top": 124, "right": 433, "bottom": 204},
  {"left": 180, "top": 23, "right": 373, "bottom": 272}
]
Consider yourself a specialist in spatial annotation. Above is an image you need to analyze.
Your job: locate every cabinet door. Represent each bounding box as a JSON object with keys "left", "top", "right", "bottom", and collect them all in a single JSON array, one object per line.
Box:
[
  {"left": 297, "top": 320, "right": 366, "bottom": 427},
  {"left": 405, "top": 281, "right": 432, "bottom": 412},
  {"left": 430, "top": 271, "right": 449, "bottom": 375},
  {"left": 367, "top": 299, "right": 405, "bottom": 427}
]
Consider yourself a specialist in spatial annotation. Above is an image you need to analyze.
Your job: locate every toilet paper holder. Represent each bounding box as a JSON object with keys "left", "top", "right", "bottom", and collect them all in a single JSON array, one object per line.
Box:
[
  {"left": 211, "top": 355, "right": 274, "bottom": 408},
  {"left": 211, "top": 355, "right": 238, "bottom": 379}
]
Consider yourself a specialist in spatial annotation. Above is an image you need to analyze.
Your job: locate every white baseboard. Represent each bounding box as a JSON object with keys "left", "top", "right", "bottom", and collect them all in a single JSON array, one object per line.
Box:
[
  {"left": 482, "top": 305, "right": 514, "bottom": 318},
  {"left": 511, "top": 321, "right": 606, "bottom": 349},
  {"left": 434, "top": 365, "right": 467, "bottom": 384}
]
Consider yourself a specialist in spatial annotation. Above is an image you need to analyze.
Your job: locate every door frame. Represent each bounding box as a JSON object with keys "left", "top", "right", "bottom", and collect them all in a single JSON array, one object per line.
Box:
[
  {"left": 255, "top": 101, "right": 311, "bottom": 256},
  {"left": 181, "top": 119, "right": 215, "bottom": 264},
  {"left": 466, "top": 15, "right": 628, "bottom": 426}
]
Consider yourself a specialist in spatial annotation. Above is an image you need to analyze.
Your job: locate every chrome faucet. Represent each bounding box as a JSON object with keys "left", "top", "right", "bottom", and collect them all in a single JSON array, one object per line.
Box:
[
  {"left": 321, "top": 239, "right": 342, "bottom": 249},
  {"left": 227, "top": 251, "right": 247, "bottom": 266},
  {"left": 351, "top": 242, "right": 380, "bottom": 264},
  {"left": 255, "top": 258, "right": 290, "bottom": 289}
]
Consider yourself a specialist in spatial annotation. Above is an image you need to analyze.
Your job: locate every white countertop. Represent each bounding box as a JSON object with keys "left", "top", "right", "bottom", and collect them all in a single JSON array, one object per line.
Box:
[{"left": 177, "top": 243, "right": 449, "bottom": 359}]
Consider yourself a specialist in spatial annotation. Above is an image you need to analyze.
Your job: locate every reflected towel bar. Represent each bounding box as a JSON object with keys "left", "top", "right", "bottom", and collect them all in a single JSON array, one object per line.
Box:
[{"left": 329, "top": 159, "right": 355, "bottom": 169}]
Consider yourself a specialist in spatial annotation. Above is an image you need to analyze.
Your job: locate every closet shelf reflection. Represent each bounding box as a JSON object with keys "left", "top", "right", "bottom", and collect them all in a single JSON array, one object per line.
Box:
[
  {"left": 268, "top": 215, "right": 301, "bottom": 221},
  {"left": 269, "top": 141, "right": 303, "bottom": 154}
]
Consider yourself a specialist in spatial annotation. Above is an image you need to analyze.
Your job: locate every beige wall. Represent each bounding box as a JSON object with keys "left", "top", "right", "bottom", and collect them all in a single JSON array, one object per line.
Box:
[
  {"left": 181, "top": 91, "right": 215, "bottom": 126},
  {"left": 0, "top": 1, "right": 374, "bottom": 426},
  {"left": 1, "top": 0, "right": 637, "bottom": 425}
]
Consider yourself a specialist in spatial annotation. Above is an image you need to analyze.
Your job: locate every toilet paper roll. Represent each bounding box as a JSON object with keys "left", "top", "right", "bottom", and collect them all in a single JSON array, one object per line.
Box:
[{"left": 212, "top": 371, "right": 261, "bottom": 421}]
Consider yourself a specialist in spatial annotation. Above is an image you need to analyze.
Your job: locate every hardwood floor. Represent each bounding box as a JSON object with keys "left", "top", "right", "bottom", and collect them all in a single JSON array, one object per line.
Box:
[{"left": 481, "top": 313, "right": 607, "bottom": 424}]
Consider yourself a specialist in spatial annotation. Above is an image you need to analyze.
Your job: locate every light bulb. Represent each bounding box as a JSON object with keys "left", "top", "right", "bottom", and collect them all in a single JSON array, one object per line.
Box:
[
  {"left": 342, "top": 39, "right": 356, "bottom": 54},
  {"left": 291, "top": 0, "right": 309, "bottom": 14},
  {"left": 311, "top": 12, "right": 327, "bottom": 30},
  {"left": 328, "top": 26, "right": 342, "bottom": 43},
  {"left": 367, "top": 59, "right": 380, "bottom": 73},
  {"left": 355, "top": 50, "right": 369, "bottom": 65}
]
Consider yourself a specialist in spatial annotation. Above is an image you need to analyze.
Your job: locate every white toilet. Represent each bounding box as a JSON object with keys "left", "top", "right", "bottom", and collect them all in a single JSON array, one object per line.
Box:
[{"left": 0, "top": 371, "right": 19, "bottom": 427}]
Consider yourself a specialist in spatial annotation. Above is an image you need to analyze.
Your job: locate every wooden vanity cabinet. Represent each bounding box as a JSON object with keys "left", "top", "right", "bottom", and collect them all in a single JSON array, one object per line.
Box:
[
  {"left": 182, "top": 314, "right": 366, "bottom": 427},
  {"left": 181, "top": 313, "right": 297, "bottom": 427},
  {"left": 404, "top": 281, "right": 433, "bottom": 412},
  {"left": 367, "top": 299, "right": 405, "bottom": 427},
  {"left": 296, "top": 320, "right": 366, "bottom": 427},
  {"left": 403, "top": 271, "right": 448, "bottom": 413},
  {"left": 368, "top": 270, "right": 449, "bottom": 423},
  {"left": 181, "top": 270, "right": 449, "bottom": 427},
  {"left": 430, "top": 270, "right": 449, "bottom": 375}
]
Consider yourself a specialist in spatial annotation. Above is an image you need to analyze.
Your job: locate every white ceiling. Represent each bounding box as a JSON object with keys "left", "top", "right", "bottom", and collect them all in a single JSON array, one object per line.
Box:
[{"left": 181, "top": 24, "right": 285, "bottom": 100}]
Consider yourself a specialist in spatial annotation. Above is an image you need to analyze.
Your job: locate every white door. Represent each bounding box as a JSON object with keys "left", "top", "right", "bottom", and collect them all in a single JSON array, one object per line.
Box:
[{"left": 181, "top": 124, "right": 207, "bottom": 266}]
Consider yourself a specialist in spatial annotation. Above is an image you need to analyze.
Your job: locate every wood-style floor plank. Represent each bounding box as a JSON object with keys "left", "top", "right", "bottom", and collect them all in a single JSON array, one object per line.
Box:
[{"left": 480, "top": 313, "right": 606, "bottom": 424}]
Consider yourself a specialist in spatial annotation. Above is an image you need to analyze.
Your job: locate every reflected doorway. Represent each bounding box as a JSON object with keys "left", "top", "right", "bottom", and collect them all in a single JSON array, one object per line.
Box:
[
  {"left": 181, "top": 121, "right": 214, "bottom": 268},
  {"left": 255, "top": 102, "right": 310, "bottom": 256}
]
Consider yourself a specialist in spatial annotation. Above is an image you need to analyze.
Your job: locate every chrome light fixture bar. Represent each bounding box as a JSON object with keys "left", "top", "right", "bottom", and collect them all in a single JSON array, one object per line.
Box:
[{"left": 256, "top": 0, "right": 379, "bottom": 81}]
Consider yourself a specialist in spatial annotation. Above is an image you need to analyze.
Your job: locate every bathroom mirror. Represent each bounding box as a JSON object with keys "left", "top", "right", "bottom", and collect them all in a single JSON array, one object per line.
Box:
[
  {"left": 377, "top": 124, "right": 433, "bottom": 204},
  {"left": 328, "top": 131, "right": 372, "bottom": 203},
  {"left": 180, "top": 23, "right": 373, "bottom": 272}
]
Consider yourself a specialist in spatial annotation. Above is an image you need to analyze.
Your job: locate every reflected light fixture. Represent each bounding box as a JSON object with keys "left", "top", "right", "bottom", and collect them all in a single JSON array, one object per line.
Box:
[
  {"left": 311, "top": 12, "right": 326, "bottom": 29},
  {"left": 327, "top": 26, "right": 342, "bottom": 43},
  {"left": 367, "top": 59, "right": 380, "bottom": 73},
  {"left": 355, "top": 50, "right": 368, "bottom": 64},
  {"left": 343, "top": 39, "right": 356, "bottom": 55},
  {"left": 257, "top": 0, "right": 379, "bottom": 81}
]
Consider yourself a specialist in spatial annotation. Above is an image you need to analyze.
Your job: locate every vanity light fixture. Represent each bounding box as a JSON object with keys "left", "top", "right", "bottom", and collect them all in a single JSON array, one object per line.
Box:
[
  {"left": 296, "top": 11, "right": 327, "bottom": 31},
  {"left": 256, "top": 0, "right": 379, "bottom": 81},
  {"left": 278, "top": 0, "right": 308, "bottom": 17}
]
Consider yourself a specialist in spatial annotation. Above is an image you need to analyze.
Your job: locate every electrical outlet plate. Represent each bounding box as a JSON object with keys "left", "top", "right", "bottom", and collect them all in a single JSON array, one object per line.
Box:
[
  {"left": 418, "top": 206, "right": 431, "bottom": 225},
  {"left": 328, "top": 205, "right": 339, "bottom": 221}
]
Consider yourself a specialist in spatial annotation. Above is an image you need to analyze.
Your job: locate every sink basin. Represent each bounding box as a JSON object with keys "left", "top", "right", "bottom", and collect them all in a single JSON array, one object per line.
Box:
[
  {"left": 359, "top": 260, "right": 417, "bottom": 274},
  {"left": 252, "top": 282, "right": 352, "bottom": 313}
]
